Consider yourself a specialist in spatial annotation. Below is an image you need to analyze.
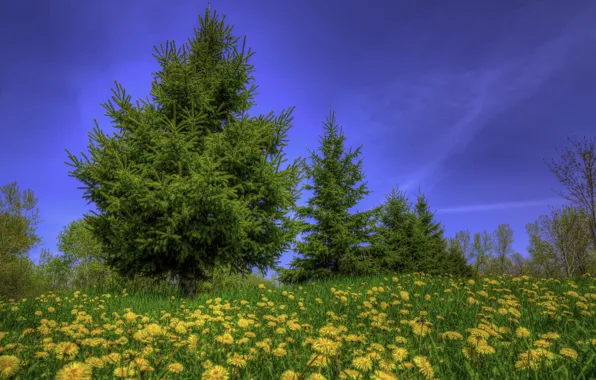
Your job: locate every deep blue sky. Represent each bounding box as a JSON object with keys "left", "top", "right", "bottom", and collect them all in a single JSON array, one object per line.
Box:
[{"left": 2, "top": 0, "right": 595, "bottom": 270}]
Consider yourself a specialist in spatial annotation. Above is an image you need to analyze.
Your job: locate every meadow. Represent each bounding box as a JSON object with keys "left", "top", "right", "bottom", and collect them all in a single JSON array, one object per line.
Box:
[{"left": 0, "top": 273, "right": 595, "bottom": 380}]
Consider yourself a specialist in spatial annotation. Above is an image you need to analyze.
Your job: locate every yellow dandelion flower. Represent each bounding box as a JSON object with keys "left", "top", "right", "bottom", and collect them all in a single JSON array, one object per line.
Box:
[
  {"left": 85, "top": 357, "right": 105, "bottom": 368},
  {"left": 202, "top": 364, "right": 229, "bottom": 380},
  {"left": 280, "top": 370, "right": 300, "bottom": 380},
  {"left": 167, "top": 362, "right": 184, "bottom": 373},
  {"left": 371, "top": 369, "right": 398, "bottom": 380},
  {"left": 378, "top": 358, "right": 396, "bottom": 371},
  {"left": 534, "top": 339, "right": 550, "bottom": 348},
  {"left": 227, "top": 353, "right": 247, "bottom": 368},
  {"left": 476, "top": 345, "right": 496, "bottom": 355},
  {"left": 113, "top": 367, "right": 130, "bottom": 377},
  {"left": 55, "top": 362, "right": 92, "bottom": 380},
  {"left": 391, "top": 347, "right": 408, "bottom": 362},
  {"left": 312, "top": 337, "right": 339, "bottom": 356},
  {"left": 308, "top": 374, "right": 326, "bottom": 380},
  {"left": 352, "top": 356, "right": 373, "bottom": 372},
  {"left": 441, "top": 331, "right": 463, "bottom": 341},
  {"left": 339, "top": 369, "right": 361, "bottom": 379},
  {"left": 0, "top": 355, "right": 20, "bottom": 378},
  {"left": 515, "top": 327, "right": 531, "bottom": 338},
  {"left": 560, "top": 347, "right": 578, "bottom": 360},
  {"left": 54, "top": 342, "right": 80, "bottom": 360},
  {"left": 35, "top": 351, "right": 49, "bottom": 359},
  {"left": 413, "top": 356, "right": 434, "bottom": 379}
]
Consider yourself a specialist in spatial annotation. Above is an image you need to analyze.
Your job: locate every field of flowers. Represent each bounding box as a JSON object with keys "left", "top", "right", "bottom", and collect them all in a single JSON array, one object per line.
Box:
[{"left": 0, "top": 273, "right": 595, "bottom": 379}]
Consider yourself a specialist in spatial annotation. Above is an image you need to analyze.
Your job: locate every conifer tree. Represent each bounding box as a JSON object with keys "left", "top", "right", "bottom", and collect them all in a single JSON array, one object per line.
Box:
[
  {"left": 368, "top": 187, "right": 417, "bottom": 273},
  {"left": 66, "top": 6, "right": 304, "bottom": 297},
  {"left": 411, "top": 193, "right": 450, "bottom": 274},
  {"left": 277, "top": 111, "right": 374, "bottom": 284}
]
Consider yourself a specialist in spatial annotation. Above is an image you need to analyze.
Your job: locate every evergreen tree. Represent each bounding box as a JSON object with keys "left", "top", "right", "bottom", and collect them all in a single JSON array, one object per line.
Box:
[
  {"left": 66, "top": 6, "right": 304, "bottom": 298},
  {"left": 411, "top": 193, "right": 450, "bottom": 275},
  {"left": 277, "top": 111, "right": 374, "bottom": 284},
  {"left": 368, "top": 187, "right": 417, "bottom": 273},
  {"left": 445, "top": 237, "right": 474, "bottom": 278}
]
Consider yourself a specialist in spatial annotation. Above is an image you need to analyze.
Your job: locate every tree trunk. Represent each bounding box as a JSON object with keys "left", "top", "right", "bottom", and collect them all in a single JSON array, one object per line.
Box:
[{"left": 179, "top": 267, "right": 211, "bottom": 299}]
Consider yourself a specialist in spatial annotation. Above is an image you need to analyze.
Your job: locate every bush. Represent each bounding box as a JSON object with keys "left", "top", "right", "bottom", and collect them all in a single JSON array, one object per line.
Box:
[{"left": 0, "top": 256, "right": 46, "bottom": 300}]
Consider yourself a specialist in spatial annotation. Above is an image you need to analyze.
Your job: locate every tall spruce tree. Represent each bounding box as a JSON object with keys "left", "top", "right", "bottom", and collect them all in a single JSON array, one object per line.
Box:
[
  {"left": 66, "top": 6, "right": 304, "bottom": 297},
  {"left": 411, "top": 193, "right": 450, "bottom": 275},
  {"left": 277, "top": 111, "right": 374, "bottom": 284}
]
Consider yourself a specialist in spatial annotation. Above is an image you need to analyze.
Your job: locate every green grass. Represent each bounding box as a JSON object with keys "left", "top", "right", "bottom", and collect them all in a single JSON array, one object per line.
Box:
[{"left": 0, "top": 273, "right": 595, "bottom": 379}]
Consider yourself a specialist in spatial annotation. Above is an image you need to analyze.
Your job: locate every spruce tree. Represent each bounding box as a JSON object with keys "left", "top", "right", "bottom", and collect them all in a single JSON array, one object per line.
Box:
[
  {"left": 411, "top": 193, "right": 449, "bottom": 275},
  {"left": 66, "top": 6, "right": 304, "bottom": 297},
  {"left": 277, "top": 111, "right": 374, "bottom": 284},
  {"left": 368, "top": 187, "right": 417, "bottom": 273}
]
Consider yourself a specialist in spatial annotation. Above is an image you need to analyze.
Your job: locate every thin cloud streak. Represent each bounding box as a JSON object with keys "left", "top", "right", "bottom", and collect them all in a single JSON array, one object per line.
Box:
[{"left": 436, "top": 198, "right": 564, "bottom": 214}]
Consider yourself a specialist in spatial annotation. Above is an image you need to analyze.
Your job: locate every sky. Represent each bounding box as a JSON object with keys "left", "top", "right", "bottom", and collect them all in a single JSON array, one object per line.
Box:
[{"left": 1, "top": 0, "right": 596, "bottom": 272}]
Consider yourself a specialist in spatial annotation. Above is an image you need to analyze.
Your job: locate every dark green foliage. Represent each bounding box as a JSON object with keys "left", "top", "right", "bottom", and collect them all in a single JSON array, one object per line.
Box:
[
  {"left": 445, "top": 238, "right": 475, "bottom": 278},
  {"left": 277, "top": 111, "right": 375, "bottom": 284},
  {"left": 411, "top": 193, "right": 449, "bottom": 275},
  {"left": 368, "top": 187, "right": 417, "bottom": 273},
  {"left": 65, "top": 6, "right": 304, "bottom": 297}
]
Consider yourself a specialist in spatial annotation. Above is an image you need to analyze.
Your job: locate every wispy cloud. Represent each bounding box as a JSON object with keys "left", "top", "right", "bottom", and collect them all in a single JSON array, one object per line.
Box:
[
  {"left": 436, "top": 198, "right": 564, "bottom": 214},
  {"left": 343, "top": 2, "right": 596, "bottom": 195}
]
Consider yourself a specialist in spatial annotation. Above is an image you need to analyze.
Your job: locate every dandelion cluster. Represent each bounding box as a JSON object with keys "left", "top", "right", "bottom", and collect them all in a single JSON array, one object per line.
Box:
[{"left": 0, "top": 273, "right": 594, "bottom": 379}]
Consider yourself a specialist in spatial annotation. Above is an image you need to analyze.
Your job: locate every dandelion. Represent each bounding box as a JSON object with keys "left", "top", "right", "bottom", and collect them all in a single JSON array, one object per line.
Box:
[
  {"left": 54, "top": 342, "right": 80, "bottom": 360},
  {"left": 308, "top": 374, "right": 327, "bottom": 380},
  {"left": 312, "top": 337, "right": 339, "bottom": 356},
  {"left": 0, "top": 355, "right": 20, "bottom": 378},
  {"left": 413, "top": 356, "right": 434, "bottom": 379},
  {"left": 167, "top": 362, "right": 184, "bottom": 373},
  {"left": 55, "top": 362, "right": 92, "bottom": 380},
  {"left": 391, "top": 347, "right": 408, "bottom": 362},
  {"left": 371, "top": 370, "right": 398, "bottom": 380},
  {"left": 202, "top": 365, "right": 229, "bottom": 380},
  {"left": 352, "top": 356, "right": 373, "bottom": 372},
  {"left": 515, "top": 327, "right": 531, "bottom": 338},
  {"left": 476, "top": 345, "right": 496, "bottom": 355},
  {"left": 280, "top": 370, "right": 300, "bottom": 380},
  {"left": 560, "top": 347, "right": 578, "bottom": 360},
  {"left": 227, "top": 353, "right": 247, "bottom": 368}
]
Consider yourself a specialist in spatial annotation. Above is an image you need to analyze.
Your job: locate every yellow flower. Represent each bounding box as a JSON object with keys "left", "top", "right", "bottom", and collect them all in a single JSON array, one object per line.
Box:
[
  {"left": 340, "top": 369, "right": 361, "bottom": 379},
  {"left": 352, "top": 356, "right": 373, "bottom": 372},
  {"left": 312, "top": 337, "right": 339, "bottom": 356},
  {"left": 413, "top": 356, "right": 434, "bottom": 379},
  {"left": 560, "top": 347, "right": 578, "bottom": 360},
  {"left": 308, "top": 374, "right": 326, "bottom": 380},
  {"left": 167, "top": 362, "right": 184, "bottom": 373},
  {"left": 227, "top": 353, "right": 247, "bottom": 368},
  {"left": 280, "top": 370, "right": 300, "bottom": 380},
  {"left": 54, "top": 342, "right": 80, "bottom": 360},
  {"left": 476, "top": 345, "right": 496, "bottom": 355},
  {"left": 371, "top": 370, "right": 398, "bottom": 380},
  {"left": 85, "top": 357, "right": 105, "bottom": 369},
  {"left": 113, "top": 367, "right": 131, "bottom": 377},
  {"left": 515, "top": 327, "right": 531, "bottom": 338},
  {"left": 35, "top": 352, "right": 49, "bottom": 359},
  {"left": 48, "top": 307, "right": 56, "bottom": 313},
  {"left": 391, "top": 347, "right": 408, "bottom": 362},
  {"left": 55, "top": 362, "right": 92, "bottom": 380},
  {"left": 0, "top": 355, "right": 20, "bottom": 377},
  {"left": 202, "top": 364, "right": 229, "bottom": 380}
]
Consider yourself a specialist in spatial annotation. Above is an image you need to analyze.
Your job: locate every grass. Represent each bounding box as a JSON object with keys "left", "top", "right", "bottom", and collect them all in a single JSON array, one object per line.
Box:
[{"left": 0, "top": 272, "right": 595, "bottom": 379}]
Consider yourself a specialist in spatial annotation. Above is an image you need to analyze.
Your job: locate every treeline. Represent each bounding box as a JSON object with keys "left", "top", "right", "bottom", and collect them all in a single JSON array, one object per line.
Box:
[{"left": 1, "top": 6, "right": 595, "bottom": 300}]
